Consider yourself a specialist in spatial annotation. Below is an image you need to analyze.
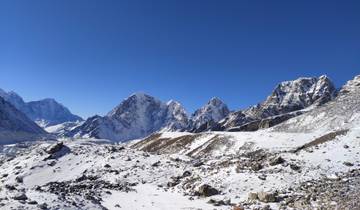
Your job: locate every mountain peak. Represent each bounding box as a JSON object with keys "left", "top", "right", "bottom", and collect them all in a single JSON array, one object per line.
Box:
[
  {"left": 129, "top": 92, "right": 150, "bottom": 99},
  {"left": 190, "top": 97, "right": 229, "bottom": 130},
  {"left": 208, "top": 97, "right": 225, "bottom": 106},
  {"left": 78, "top": 94, "right": 188, "bottom": 141}
]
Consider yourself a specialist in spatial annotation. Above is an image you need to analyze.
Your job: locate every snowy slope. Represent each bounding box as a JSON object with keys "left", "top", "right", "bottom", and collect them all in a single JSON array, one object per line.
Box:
[{"left": 45, "top": 121, "right": 83, "bottom": 137}]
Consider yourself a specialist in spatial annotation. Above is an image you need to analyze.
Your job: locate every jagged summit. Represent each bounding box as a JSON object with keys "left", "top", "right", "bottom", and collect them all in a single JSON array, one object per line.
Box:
[{"left": 189, "top": 97, "right": 229, "bottom": 131}]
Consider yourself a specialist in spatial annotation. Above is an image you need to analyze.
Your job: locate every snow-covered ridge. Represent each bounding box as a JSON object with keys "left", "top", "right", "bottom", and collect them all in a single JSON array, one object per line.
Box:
[{"left": 218, "top": 75, "right": 336, "bottom": 131}]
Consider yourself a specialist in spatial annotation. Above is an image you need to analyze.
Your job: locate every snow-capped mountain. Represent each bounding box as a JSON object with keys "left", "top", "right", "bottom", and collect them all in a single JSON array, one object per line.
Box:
[
  {"left": 68, "top": 93, "right": 189, "bottom": 141},
  {"left": 0, "top": 88, "right": 82, "bottom": 127},
  {"left": 188, "top": 97, "right": 229, "bottom": 132},
  {"left": 218, "top": 75, "right": 336, "bottom": 131},
  {"left": 0, "top": 96, "right": 46, "bottom": 144}
]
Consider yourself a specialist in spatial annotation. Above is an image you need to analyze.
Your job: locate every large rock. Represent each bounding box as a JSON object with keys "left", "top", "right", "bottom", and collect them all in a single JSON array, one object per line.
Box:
[
  {"left": 46, "top": 142, "right": 64, "bottom": 154},
  {"left": 197, "top": 184, "right": 220, "bottom": 197},
  {"left": 257, "top": 191, "right": 277, "bottom": 203}
]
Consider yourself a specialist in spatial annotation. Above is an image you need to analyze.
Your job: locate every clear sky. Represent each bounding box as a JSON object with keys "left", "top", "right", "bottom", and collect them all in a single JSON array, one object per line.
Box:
[{"left": 0, "top": 0, "right": 359, "bottom": 118}]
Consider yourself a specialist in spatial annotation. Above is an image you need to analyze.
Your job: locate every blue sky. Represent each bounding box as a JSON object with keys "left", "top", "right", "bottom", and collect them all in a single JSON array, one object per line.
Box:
[{"left": 0, "top": 0, "right": 359, "bottom": 118}]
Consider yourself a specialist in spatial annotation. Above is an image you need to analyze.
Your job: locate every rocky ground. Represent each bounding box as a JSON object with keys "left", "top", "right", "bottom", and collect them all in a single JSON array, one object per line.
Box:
[{"left": 0, "top": 127, "right": 359, "bottom": 210}]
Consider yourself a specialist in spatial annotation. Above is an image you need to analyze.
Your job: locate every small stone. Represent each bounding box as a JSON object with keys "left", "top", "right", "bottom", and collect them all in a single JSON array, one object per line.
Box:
[
  {"left": 251, "top": 162, "right": 263, "bottom": 171},
  {"left": 258, "top": 174, "right": 267, "bottom": 180},
  {"left": 182, "top": 171, "right": 191, "bottom": 177},
  {"left": 269, "top": 156, "right": 285, "bottom": 166},
  {"left": 12, "top": 193, "right": 28, "bottom": 201},
  {"left": 343, "top": 161, "right": 354, "bottom": 167},
  {"left": 28, "top": 200, "right": 38, "bottom": 205},
  {"left": 47, "top": 160, "right": 57, "bottom": 166},
  {"left": 290, "top": 164, "right": 301, "bottom": 171},
  {"left": 343, "top": 145, "right": 349, "bottom": 149},
  {"left": 15, "top": 176, "right": 23, "bottom": 183},
  {"left": 38, "top": 203, "right": 48, "bottom": 209},
  {"left": 152, "top": 161, "right": 160, "bottom": 167},
  {"left": 192, "top": 160, "right": 204, "bottom": 167}
]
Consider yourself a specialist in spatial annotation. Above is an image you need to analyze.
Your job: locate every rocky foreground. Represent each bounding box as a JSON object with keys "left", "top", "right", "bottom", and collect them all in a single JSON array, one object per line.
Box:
[{"left": 0, "top": 126, "right": 359, "bottom": 210}]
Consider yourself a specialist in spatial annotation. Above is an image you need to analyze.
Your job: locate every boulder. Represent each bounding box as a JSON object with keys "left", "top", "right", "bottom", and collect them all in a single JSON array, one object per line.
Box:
[
  {"left": 251, "top": 162, "right": 263, "bottom": 171},
  {"left": 12, "top": 193, "right": 28, "bottom": 201},
  {"left": 269, "top": 156, "right": 285, "bottom": 166},
  {"left": 248, "top": 192, "right": 258, "bottom": 200},
  {"left": 257, "top": 191, "right": 277, "bottom": 203},
  {"left": 197, "top": 184, "right": 220, "bottom": 197},
  {"left": 46, "top": 142, "right": 64, "bottom": 154}
]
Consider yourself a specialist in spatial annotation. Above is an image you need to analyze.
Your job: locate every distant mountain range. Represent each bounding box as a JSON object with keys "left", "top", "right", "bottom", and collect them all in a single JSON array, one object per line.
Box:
[
  {"left": 58, "top": 75, "right": 337, "bottom": 142},
  {"left": 0, "top": 74, "right": 351, "bottom": 143},
  {"left": 0, "top": 89, "right": 83, "bottom": 127}
]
